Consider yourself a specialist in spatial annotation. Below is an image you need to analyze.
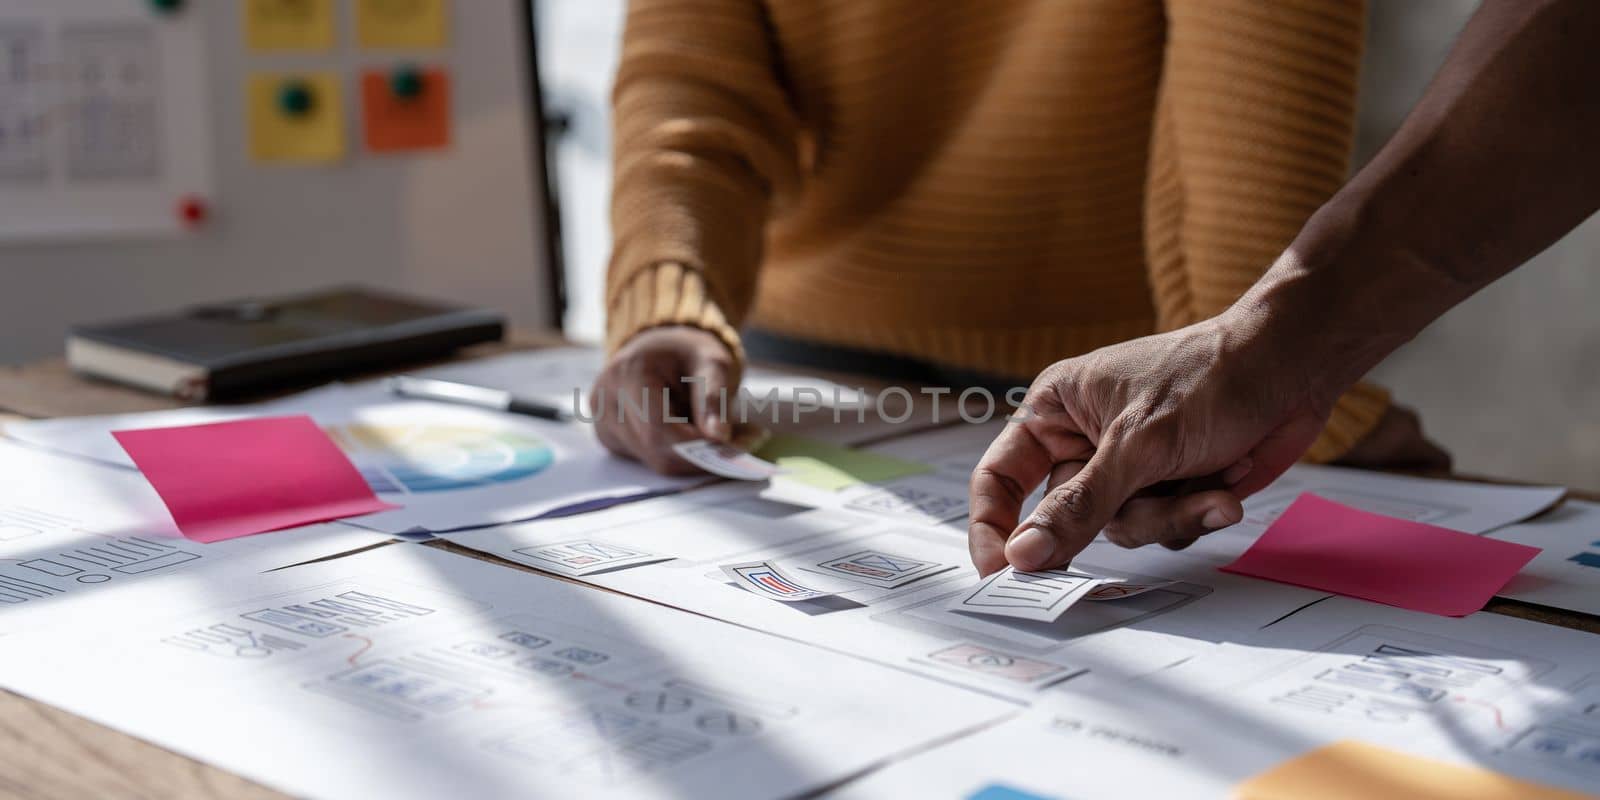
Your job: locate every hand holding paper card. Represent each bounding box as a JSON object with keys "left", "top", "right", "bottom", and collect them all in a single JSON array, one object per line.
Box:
[
  {"left": 1221, "top": 493, "right": 1541, "bottom": 616},
  {"left": 112, "top": 415, "right": 398, "bottom": 543}
]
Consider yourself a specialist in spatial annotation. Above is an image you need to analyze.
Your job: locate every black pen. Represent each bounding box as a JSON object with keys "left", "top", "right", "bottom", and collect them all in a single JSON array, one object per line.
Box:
[{"left": 388, "top": 375, "right": 573, "bottom": 422}]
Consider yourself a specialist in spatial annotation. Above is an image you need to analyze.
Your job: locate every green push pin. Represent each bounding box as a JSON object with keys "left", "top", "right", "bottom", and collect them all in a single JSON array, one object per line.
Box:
[
  {"left": 390, "top": 66, "right": 425, "bottom": 101},
  {"left": 149, "top": 0, "right": 184, "bottom": 14},
  {"left": 277, "top": 80, "right": 315, "bottom": 116}
]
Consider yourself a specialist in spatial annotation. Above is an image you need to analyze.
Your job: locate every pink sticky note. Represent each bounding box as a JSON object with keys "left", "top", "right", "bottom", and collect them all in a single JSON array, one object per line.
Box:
[
  {"left": 113, "top": 415, "right": 398, "bottom": 543},
  {"left": 1220, "top": 493, "right": 1540, "bottom": 617}
]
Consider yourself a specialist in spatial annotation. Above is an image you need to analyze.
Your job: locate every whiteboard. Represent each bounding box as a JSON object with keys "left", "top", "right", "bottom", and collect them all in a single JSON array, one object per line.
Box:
[
  {"left": 0, "top": 0, "right": 212, "bottom": 240},
  {"left": 0, "top": 0, "right": 552, "bottom": 364}
]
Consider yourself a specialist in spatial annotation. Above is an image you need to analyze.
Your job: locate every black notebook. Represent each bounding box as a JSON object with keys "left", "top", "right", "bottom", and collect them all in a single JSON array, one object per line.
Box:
[{"left": 68, "top": 287, "right": 505, "bottom": 401}]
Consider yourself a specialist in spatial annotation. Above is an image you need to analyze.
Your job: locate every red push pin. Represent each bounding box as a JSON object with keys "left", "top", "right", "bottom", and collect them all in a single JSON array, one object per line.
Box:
[{"left": 177, "top": 194, "right": 208, "bottom": 228}]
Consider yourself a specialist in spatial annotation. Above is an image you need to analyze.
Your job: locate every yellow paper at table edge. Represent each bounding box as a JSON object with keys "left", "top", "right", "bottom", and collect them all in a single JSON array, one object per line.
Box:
[
  {"left": 1234, "top": 740, "right": 1591, "bottom": 800},
  {"left": 243, "top": 0, "right": 336, "bottom": 52},
  {"left": 248, "top": 74, "right": 346, "bottom": 164},
  {"left": 754, "top": 434, "right": 932, "bottom": 492},
  {"left": 356, "top": 0, "right": 450, "bottom": 49}
]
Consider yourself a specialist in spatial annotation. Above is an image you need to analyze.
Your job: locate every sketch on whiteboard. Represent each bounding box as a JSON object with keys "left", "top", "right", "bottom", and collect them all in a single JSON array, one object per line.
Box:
[{"left": 0, "top": 2, "right": 212, "bottom": 239}]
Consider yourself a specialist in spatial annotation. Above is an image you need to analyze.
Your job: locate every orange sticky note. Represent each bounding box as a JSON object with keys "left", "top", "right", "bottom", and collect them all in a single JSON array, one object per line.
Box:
[
  {"left": 1235, "top": 740, "right": 1589, "bottom": 800},
  {"left": 361, "top": 68, "right": 451, "bottom": 153}
]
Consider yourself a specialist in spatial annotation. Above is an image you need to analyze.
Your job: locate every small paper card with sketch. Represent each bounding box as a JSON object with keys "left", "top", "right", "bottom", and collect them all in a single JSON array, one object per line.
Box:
[
  {"left": 673, "top": 439, "right": 784, "bottom": 481},
  {"left": 721, "top": 560, "right": 850, "bottom": 603},
  {"left": 513, "top": 539, "right": 672, "bottom": 576},
  {"left": 948, "top": 567, "right": 1118, "bottom": 623},
  {"left": 806, "top": 549, "right": 956, "bottom": 589}
]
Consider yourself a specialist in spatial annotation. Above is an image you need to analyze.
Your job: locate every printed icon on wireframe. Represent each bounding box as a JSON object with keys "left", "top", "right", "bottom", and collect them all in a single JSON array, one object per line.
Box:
[
  {"left": 356, "top": 0, "right": 449, "bottom": 49},
  {"left": 924, "top": 643, "right": 1072, "bottom": 684},
  {"left": 1569, "top": 541, "right": 1600, "bottom": 569},
  {"left": 812, "top": 549, "right": 952, "bottom": 589},
  {"left": 361, "top": 66, "right": 451, "bottom": 153},
  {"left": 248, "top": 72, "right": 345, "bottom": 163},
  {"left": 722, "top": 560, "right": 839, "bottom": 603},
  {"left": 244, "top": 0, "right": 336, "bottom": 51},
  {"left": 499, "top": 630, "right": 551, "bottom": 650},
  {"left": 513, "top": 539, "right": 671, "bottom": 576}
]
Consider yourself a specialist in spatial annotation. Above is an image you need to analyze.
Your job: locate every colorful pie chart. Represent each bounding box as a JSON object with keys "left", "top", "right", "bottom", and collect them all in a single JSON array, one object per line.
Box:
[{"left": 324, "top": 424, "right": 554, "bottom": 494}]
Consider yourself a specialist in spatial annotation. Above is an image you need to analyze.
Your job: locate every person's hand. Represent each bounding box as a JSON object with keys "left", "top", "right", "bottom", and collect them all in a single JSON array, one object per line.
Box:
[
  {"left": 1337, "top": 404, "right": 1451, "bottom": 472},
  {"left": 968, "top": 315, "right": 1344, "bottom": 576},
  {"left": 590, "top": 326, "right": 737, "bottom": 475}
]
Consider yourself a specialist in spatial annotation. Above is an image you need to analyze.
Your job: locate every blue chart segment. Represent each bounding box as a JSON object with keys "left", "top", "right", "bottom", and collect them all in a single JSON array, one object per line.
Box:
[
  {"left": 325, "top": 424, "right": 555, "bottom": 494},
  {"left": 967, "top": 785, "right": 1057, "bottom": 800},
  {"left": 1569, "top": 543, "right": 1600, "bottom": 569}
]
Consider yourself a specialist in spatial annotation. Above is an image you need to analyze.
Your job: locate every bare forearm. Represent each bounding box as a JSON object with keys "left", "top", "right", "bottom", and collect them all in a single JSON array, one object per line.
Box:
[{"left": 1234, "top": 0, "right": 1600, "bottom": 398}]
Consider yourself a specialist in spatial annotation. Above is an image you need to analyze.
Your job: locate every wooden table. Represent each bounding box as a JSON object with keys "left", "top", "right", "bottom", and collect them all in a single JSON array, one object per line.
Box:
[{"left": 0, "top": 339, "right": 1594, "bottom": 798}]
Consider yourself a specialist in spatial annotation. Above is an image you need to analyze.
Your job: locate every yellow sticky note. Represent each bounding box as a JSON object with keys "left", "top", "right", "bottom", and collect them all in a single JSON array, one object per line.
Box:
[
  {"left": 248, "top": 73, "right": 346, "bottom": 164},
  {"left": 1235, "top": 741, "right": 1590, "bottom": 800},
  {"left": 754, "top": 434, "right": 932, "bottom": 492},
  {"left": 356, "top": 0, "right": 450, "bottom": 49},
  {"left": 243, "top": 0, "right": 336, "bottom": 52}
]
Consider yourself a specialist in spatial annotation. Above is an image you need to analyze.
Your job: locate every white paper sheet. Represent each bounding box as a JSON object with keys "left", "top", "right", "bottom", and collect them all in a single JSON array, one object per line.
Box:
[
  {"left": 1173, "top": 465, "right": 1566, "bottom": 566},
  {"left": 764, "top": 469, "right": 974, "bottom": 528},
  {"left": 0, "top": 544, "right": 1014, "bottom": 800},
  {"left": 834, "top": 598, "right": 1600, "bottom": 798},
  {"left": 4, "top": 383, "right": 352, "bottom": 466},
  {"left": 829, "top": 692, "right": 1270, "bottom": 800},
  {"left": 1486, "top": 499, "right": 1600, "bottom": 617},
  {"left": 0, "top": 439, "right": 391, "bottom": 633},
  {"left": 1163, "top": 598, "right": 1600, "bottom": 793},
  {"left": 5, "top": 382, "right": 700, "bottom": 534},
  {"left": 437, "top": 484, "right": 1333, "bottom": 701}
]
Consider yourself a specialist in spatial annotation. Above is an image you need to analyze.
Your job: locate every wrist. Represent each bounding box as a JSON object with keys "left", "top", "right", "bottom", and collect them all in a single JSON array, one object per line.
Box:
[
  {"left": 1225, "top": 194, "right": 1463, "bottom": 403},
  {"left": 605, "top": 261, "right": 745, "bottom": 367}
]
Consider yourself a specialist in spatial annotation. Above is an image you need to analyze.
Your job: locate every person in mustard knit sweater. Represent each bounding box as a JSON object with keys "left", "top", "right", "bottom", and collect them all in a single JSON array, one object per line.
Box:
[{"left": 591, "top": 0, "right": 1447, "bottom": 481}]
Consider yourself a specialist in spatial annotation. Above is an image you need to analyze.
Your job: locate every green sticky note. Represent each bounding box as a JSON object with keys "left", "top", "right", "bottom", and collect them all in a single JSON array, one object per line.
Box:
[{"left": 755, "top": 434, "right": 932, "bottom": 491}]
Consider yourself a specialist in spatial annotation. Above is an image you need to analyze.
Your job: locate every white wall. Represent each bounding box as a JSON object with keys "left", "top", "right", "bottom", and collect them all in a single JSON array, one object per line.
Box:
[
  {"left": 537, "top": 0, "right": 623, "bottom": 343},
  {"left": 0, "top": 0, "right": 551, "bottom": 363},
  {"left": 1357, "top": 0, "right": 1600, "bottom": 489}
]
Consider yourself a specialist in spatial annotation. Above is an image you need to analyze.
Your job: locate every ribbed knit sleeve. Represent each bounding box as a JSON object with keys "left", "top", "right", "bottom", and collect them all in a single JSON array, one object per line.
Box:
[
  {"left": 605, "top": 0, "right": 801, "bottom": 361},
  {"left": 1145, "top": 0, "right": 1386, "bottom": 461}
]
